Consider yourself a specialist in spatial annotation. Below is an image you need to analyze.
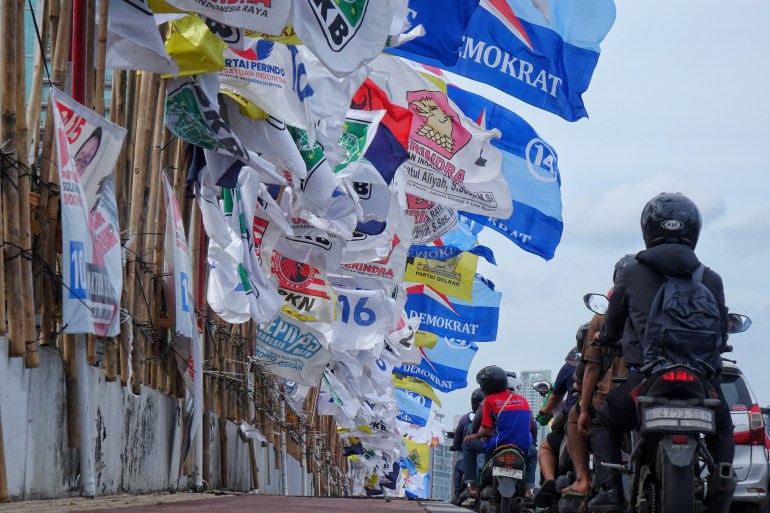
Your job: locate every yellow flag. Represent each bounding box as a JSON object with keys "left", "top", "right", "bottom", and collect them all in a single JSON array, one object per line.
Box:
[
  {"left": 164, "top": 15, "right": 227, "bottom": 78},
  {"left": 392, "top": 375, "right": 442, "bottom": 407},
  {"left": 405, "top": 438, "right": 431, "bottom": 474},
  {"left": 404, "top": 252, "right": 479, "bottom": 302},
  {"left": 415, "top": 330, "right": 439, "bottom": 349},
  {"left": 246, "top": 25, "right": 302, "bottom": 45}
]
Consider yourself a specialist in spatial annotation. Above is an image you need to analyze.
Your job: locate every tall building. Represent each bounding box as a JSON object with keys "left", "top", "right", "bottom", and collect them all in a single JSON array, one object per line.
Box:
[
  {"left": 430, "top": 440, "right": 453, "bottom": 501},
  {"left": 520, "top": 369, "right": 553, "bottom": 417}
]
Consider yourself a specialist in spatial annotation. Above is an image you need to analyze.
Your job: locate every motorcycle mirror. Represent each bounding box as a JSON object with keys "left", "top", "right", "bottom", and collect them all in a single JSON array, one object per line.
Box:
[
  {"left": 727, "top": 313, "right": 752, "bottom": 334},
  {"left": 583, "top": 293, "right": 609, "bottom": 315},
  {"left": 532, "top": 380, "right": 552, "bottom": 396}
]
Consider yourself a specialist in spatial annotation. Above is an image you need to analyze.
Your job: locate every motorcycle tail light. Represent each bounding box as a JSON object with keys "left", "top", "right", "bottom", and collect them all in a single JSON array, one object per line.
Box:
[
  {"left": 662, "top": 370, "right": 695, "bottom": 382},
  {"left": 671, "top": 435, "right": 689, "bottom": 444}
]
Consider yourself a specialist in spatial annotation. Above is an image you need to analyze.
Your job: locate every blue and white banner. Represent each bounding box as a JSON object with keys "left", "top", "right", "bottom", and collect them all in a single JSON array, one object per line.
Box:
[
  {"left": 396, "top": 336, "right": 479, "bottom": 392},
  {"left": 449, "top": 86, "right": 563, "bottom": 260},
  {"left": 404, "top": 277, "right": 501, "bottom": 342},
  {"left": 395, "top": 388, "right": 433, "bottom": 427},
  {"left": 253, "top": 312, "right": 332, "bottom": 386},
  {"left": 390, "top": 0, "right": 616, "bottom": 121}
]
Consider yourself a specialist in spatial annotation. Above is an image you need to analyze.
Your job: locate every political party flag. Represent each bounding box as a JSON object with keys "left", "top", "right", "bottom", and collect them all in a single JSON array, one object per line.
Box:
[
  {"left": 270, "top": 251, "right": 336, "bottom": 323},
  {"left": 103, "top": 0, "right": 178, "bottom": 74},
  {"left": 163, "top": 0, "right": 289, "bottom": 34},
  {"left": 219, "top": 40, "right": 368, "bottom": 138},
  {"left": 50, "top": 87, "right": 126, "bottom": 337},
  {"left": 396, "top": 336, "right": 478, "bottom": 392},
  {"left": 351, "top": 79, "right": 412, "bottom": 153},
  {"left": 404, "top": 251, "right": 478, "bottom": 302},
  {"left": 408, "top": 214, "right": 496, "bottom": 264},
  {"left": 322, "top": 281, "right": 399, "bottom": 351},
  {"left": 390, "top": 0, "right": 616, "bottom": 121},
  {"left": 404, "top": 276, "right": 501, "bottom": 342},
  {"left": 165, "top": 74, "right": 284, "bottom": 186},
  {"left": 392, "top": 375, "right": 442, "bottom": 406},
  {"left": 290, "top": 0, "right": 395, "bottom": 78},
  {"left": 341, "top": 214, "right": 413, "bottom": 285},
  {"left": 404, "top": 439, "right": 430, "bottom": 474},
  {"left": 449, "top": 85, "right": 563, "bottom": 260},
  {"left": 395, "top": 388, "right": 433, "bottom": 427},
  {"left": 162, "top": 170, "right": 194, "bottom": 339},
  {"left": 370, "top": 55, "right": 512, "bottom": 219},
  {"left": 402, "top": 191, "right": 458, "bottom": 244},
  {"left": 254, "top": 313, "right": 332, "bottom": 387}
]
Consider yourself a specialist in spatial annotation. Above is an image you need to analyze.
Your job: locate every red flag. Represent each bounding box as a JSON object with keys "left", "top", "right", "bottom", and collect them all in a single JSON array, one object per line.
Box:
[{"left": 351, "top": 79, "right": 412, "bottom": 150}]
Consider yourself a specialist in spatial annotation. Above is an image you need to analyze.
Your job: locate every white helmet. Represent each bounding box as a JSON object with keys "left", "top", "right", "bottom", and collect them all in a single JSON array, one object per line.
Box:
[{"left": 506, "top": 371, "right": 522, "bottom": 394}]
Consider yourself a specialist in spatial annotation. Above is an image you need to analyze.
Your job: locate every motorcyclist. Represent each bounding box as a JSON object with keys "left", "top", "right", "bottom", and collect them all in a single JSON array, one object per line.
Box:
[
  {"left": 535, "top": 346, "right": 580, "bottom": 493},
  {"left": 464, "top": 366, "right": 532, "bottom": 496},
  {"left": 588, "top": 193, "right": 735, "bottom": 513},
  {"left": 452, "top": 388, "right": 485, "bottom": 504},
  {"left": 506, "top": 371, "right": 538, "bottom": 500}
]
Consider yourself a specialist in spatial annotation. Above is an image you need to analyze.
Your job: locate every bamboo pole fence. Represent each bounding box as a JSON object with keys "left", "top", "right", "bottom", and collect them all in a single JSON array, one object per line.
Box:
[{"left": 0, "top": 6, "right": 350, "bottom": 498}]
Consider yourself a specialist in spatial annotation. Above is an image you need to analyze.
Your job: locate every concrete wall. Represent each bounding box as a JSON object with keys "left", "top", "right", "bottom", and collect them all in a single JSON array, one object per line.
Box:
[{"left": 0, "top": 337, "right": 313, "bottom": 500}]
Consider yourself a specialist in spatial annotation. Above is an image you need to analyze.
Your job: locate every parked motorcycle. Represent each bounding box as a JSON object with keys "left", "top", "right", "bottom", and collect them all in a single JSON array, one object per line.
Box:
[
  {"left": 477, "top": 444, "right": 529, "bottom": 513},
  {"left": 584, "top": 292, "right": 752, "bottom": 513}
]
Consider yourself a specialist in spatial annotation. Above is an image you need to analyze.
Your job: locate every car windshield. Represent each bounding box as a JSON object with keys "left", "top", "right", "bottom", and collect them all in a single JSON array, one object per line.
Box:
[{"left": 721, "top": 373, "right": 754, "bottom": 411}]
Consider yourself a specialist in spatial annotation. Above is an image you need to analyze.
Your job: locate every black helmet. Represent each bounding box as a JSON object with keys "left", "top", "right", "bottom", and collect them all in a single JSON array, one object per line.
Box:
[
  {"left": 640, "top": 193, "right": 702, "bottom": 249},
  {"left": 471, "top": 388, "right": 486, "bottom": 412},
  {"left": 476, "top": 365, "right": 508, "bottom": 395},
  {"left": 575, "top": 322, "right": 590, "bottom": 352}
]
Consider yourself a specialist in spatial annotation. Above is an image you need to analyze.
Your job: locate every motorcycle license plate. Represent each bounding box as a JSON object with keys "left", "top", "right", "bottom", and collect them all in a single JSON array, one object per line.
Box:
[
  {"left": 643, "top": 406, "right": 715, "bottom": 433},
  {"left": 492, "top": 467, "right": 523, "bottom": 479}
]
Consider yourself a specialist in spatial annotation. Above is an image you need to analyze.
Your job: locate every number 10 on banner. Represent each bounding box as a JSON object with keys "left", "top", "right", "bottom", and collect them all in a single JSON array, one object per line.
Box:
[
  {"left": 337, "top": 294, "right": 376, "bottom": 327},
  {"left": 69, "top": 240, "right": 88, "bottom": 299}
]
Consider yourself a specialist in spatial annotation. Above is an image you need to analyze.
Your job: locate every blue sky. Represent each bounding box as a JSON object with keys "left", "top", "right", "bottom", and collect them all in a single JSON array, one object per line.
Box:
[{"left": 438, "top": 0, "right": 770, "bottom": 422}]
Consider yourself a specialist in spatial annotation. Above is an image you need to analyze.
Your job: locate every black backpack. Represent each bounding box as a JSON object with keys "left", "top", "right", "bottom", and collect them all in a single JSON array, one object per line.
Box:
[{"left": 642, "top": 264, "right": 723, "bottom": 374}]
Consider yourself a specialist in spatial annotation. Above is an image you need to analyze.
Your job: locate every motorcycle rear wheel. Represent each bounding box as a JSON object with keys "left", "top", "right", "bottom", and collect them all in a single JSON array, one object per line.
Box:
[{"left": 658, "top": 445, "right": 695, "bottom": 513}]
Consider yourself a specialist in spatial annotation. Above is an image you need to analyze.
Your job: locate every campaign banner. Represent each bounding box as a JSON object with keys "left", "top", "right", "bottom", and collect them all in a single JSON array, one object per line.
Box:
[
  {"left": 396, "top": 336, "right": 478, "bottom": 392},
  {"left": 369, "top": 56, "right": 512, "bottom": 218},
  {"left": 291, "top": 0, "right": 394, "bottom": 77},
  {"left": 390, "top": 0, "right": 616, "bottom": 121},
  {"left": 51, "top": 87, "right": 126, "bottom": 337},
  {"left": 404, "top": 276, "right": 501, "bottom": 342},
  {"left": 219, "top": 39, "right": 368, "bottom": 135},
  {"left": 449, "top": 85, "right": 563, "bottom": 260},
  {"left": 341, "top": 214, "right": 413, "bottom": 285},
  {"left": 270, "top": 251, "right": 336, "bottom": 323},
  {"left": 254, "top": 312, "right": 332, "bottom": 386},
  {"left": 404, "top": 192, "right": 458, "bottom": 244},
  {"left": 395, "top": 388, "right": 433, "bottom": 427},
  {"left": 403, "top": 251, "right": 478, "bottom": 302},
  {"left": 163, "top": 0, "right": 290, "bottom": 34},
  {"left": 162, "top": 170, "right": 194, "bottom": 338},
  {"left": 323, "top": 284, "right": 399, "bottom": 352},
  {"left": 404, "top": 438, "right": 431, "bottom": 474}
]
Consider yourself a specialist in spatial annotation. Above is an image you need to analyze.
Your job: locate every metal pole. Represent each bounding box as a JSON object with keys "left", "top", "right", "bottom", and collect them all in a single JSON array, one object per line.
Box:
[{"left": 75, "top": 334, "right": 95, "bottom": 496}]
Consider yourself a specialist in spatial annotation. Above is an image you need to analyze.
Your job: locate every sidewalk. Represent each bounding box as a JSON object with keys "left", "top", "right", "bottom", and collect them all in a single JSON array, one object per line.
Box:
[{"left": 0, "top": 493, "right": 466, "bottom": 513}]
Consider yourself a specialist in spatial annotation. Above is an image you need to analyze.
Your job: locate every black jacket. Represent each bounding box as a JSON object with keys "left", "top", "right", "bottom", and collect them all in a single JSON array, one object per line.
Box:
[{"left": 600, "top": 244, "right": 729, "bottom": 369}]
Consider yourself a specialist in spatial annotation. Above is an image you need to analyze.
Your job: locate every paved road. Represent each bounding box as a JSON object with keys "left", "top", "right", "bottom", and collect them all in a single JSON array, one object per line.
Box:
[{"left": 0, "top": 494, "right": 468, "bottom": 513}]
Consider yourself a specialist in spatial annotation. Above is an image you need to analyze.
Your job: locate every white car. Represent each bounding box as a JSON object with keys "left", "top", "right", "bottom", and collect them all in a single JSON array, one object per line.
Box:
[{"left": 721, "top": 363, "right": 769, "bottom": 513}]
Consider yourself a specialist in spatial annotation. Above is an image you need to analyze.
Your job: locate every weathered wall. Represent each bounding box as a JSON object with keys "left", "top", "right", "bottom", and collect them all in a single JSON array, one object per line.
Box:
[{"left": 0, "top": 337, "right": 312, "bottom": 500}]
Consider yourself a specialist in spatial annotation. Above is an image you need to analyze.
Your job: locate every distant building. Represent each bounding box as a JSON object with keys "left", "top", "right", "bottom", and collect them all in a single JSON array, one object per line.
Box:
[
  {"left": 430, "top": 440, "right": 453, "bottom": 501},
  {"left": 520, "top": 369, "right": 553, "bottom": 417}
]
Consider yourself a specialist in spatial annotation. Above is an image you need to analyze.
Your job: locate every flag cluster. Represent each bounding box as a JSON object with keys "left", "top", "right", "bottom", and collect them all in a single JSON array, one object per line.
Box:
[{"left": 74, "top": 0, "right": 614, "bottom": 497}]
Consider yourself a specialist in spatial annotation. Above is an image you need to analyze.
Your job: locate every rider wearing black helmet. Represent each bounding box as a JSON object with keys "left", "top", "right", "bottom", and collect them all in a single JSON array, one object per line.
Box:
[
  {"left": 589, "top": 193, "right": 734, "bottom": 513},
  {"left": 463, "top": 366, "right": 532, "bottom": 499}
]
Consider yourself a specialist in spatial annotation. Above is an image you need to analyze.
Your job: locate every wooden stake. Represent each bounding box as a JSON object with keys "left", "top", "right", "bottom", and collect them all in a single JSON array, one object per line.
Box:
[
  {"left": 93, "top": 0, "right": 108, "bottom": 117},
  {"left": 26, "top": 0, "right": 49, "bottom": 163},
  {"left": 1, "top": 0, "right": 25, "bottom": 356},
  {"left": 16, "top": 0, "right": 39, "bottom": 368},
  {"left": 126, "top": 71, "right": 159, "bottom": 394},
  {"left": 37, "top": 0, "right": 72, "bottom": 347}
]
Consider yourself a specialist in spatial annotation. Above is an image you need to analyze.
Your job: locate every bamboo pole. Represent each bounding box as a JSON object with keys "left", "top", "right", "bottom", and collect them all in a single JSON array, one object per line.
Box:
[
  {"left": 1, "top": 0, "right": 24, "bottom": 356},
  {"left": 85, "top": 0, "right": 96, "bottom": 111},
  {"left": 93, "top": 0, "right": 108, "bottom": 117},
  {"left": 16, "top": 0, "right": 39, "bottom": 368},
  {"left": 37, "top": 0, "right": 72, "bottom": 346},
  {"left": 126, "top": 71, "right": 159, "bottom": 395},
  {"left": 26, "top": 0, "right": 49, "bottom": 161}
]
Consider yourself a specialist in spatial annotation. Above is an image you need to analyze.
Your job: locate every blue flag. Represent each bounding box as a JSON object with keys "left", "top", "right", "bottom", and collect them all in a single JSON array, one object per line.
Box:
[
  {"left": 395, "top": 388, "right": 433, "bottom": 427},
  {"left": 448, "top": 86, "right": 563, "bottom": 260},
  {"left": 393, "top": 0, "right": 481, "bottom": 66},
  {"left": 405, "top": 276, "right": 502, "bottom": 342},
  {"left": 409, "top": 214, "right": 496, "bottom": 264},
  {"left": 396, "top": 336, "right": 479, "bottom": 392},
  {"left": 389, "top": 0, "right": 616, "bottom": 121}
]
